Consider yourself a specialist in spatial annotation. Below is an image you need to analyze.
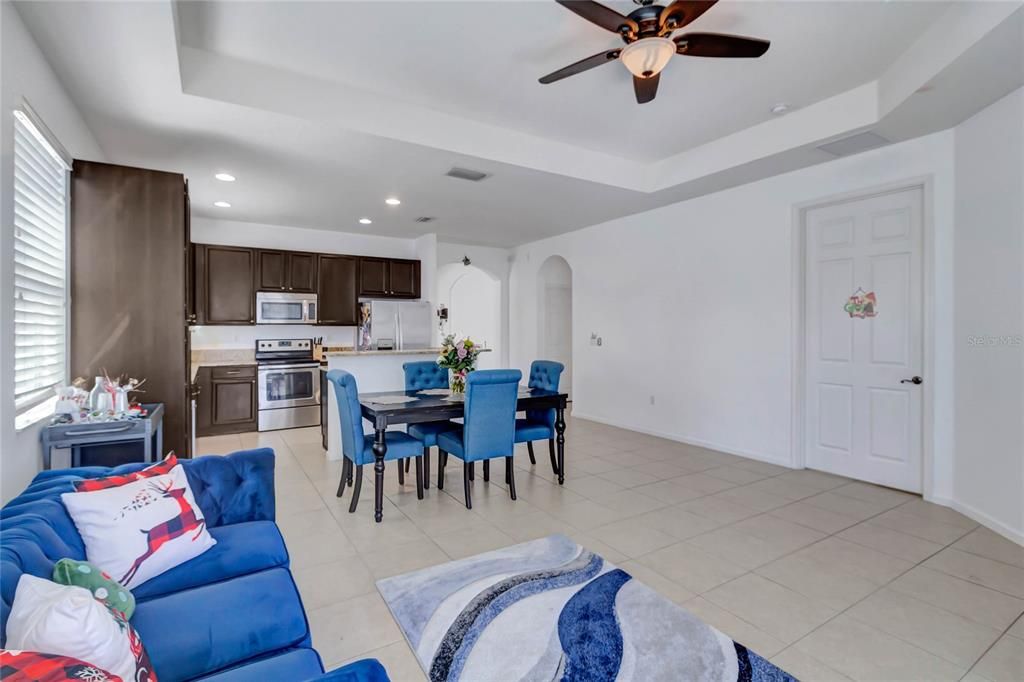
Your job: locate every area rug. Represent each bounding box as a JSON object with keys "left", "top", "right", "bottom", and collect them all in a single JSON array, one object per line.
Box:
[{"left": 376, "top": 534, "right": 796, "bottom": 682}]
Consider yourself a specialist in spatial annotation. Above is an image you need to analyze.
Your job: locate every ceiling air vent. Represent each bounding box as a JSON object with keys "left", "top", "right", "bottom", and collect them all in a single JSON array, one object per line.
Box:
[
  {"left": 817, "top": 131, "right": 891, "bottom": 157},
  {"left": 446, "top": 167, "right": 489, "bottom": 182},
  {"left": 414, "top": 216, "right": 435, "bottom": 223}
]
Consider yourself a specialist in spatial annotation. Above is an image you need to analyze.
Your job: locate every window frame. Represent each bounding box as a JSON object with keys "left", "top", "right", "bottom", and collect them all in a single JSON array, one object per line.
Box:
[{"left": 12, "top": 100, "right": 72, "bottom": 430}]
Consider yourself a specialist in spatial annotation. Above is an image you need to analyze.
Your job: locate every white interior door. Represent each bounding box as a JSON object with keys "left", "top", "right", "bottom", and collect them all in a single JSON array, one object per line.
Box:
[
  {"left": 805, "top": 187, "right": 923, "bottom": 492},
  {"left": 544, "top": 285, "right": 572, "bottom": 396}
]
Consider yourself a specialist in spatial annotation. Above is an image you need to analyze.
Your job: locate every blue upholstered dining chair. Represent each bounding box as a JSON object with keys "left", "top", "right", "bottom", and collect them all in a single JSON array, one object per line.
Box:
[
  {"left": 402, "top": 361, "right": 457, "bottom": 490},
  {"left": 326, "top": 369, "right": 425, "bottom": 513},
  {"left": 436, "top": 369, "right": 522, "bottom": 509},
  {"left": 515, "top": 360, "right": 565, "bottom": 475}
]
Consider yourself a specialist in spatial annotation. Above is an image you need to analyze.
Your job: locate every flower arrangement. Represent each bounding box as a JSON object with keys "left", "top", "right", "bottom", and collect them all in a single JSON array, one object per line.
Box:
[{"left": 436, "top": 334, "right": 482, "bottom": 394}]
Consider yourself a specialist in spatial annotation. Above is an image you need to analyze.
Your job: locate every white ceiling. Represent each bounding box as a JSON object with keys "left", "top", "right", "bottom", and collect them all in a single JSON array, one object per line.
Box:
[
  {"left": 175, "top": 1, "right": 944, "bottom": 162},
  {"left": 14, "top": 1, "right": 1023, "bottom": 247}
]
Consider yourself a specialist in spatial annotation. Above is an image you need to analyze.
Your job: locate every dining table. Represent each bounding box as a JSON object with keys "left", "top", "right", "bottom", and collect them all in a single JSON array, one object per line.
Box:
[{"left": 358, "top": 387, "right": 569, "bottom": 522}]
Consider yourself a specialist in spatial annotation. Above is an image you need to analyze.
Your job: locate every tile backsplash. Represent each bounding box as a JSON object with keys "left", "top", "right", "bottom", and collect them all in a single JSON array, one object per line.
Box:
[{"left": 190, "top": 325, "right": 357, "bottom": 349}]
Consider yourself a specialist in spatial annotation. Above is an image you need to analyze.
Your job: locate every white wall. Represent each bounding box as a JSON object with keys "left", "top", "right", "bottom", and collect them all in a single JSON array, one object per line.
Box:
[
  {"left": 190, "top": 217, "right": 437, "bottom": 349},
  {"left": 950, "top": 87, "right": 1024, "bottom": 543},
  {"left": 510, "top": 130, "right": 958, "bottom": 497},
  {"left": 1, "top": 3, "right": 105, "bottom": 502}
]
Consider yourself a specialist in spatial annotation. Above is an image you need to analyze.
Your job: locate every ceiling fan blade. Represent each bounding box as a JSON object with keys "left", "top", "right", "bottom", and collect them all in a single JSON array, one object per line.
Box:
[
  {"left": 633, "top": 73, "right": 660, "bottom": 104},
  {"left": 556, "top": 0, "right": 638, "bottom": 36},
  {"left": 659, "top": 1, "right": 717, "bottom": 30},
  {"left": 674, "top": 32, "right": 770, "bottom": 58},
  {"left": 539, "top": 48, "right": 622, "bottom": 84}
]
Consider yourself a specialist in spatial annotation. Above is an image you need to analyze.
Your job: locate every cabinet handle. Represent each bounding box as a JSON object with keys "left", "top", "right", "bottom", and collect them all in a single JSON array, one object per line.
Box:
[
  {"left": 249, "top": 319, "right": 255, "bottom": 323},
  {"left": 225, "top": 370, "right": 241, "bottom": 375}
]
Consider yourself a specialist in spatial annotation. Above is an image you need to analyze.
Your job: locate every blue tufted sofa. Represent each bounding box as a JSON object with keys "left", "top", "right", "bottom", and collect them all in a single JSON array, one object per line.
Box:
[{"left": 0, "top": 449, "right": 389, "bottom": 682}]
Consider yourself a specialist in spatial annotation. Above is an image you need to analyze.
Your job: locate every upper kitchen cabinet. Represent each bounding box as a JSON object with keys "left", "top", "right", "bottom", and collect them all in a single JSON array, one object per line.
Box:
[
  {"left": 196, "top": 245, "right": 255, "bottom": 325},
  {"left": 358, "top": 257, "right": 421, "bottom": 299},
  {"left": 318, "top": 255, "right": 359, "bottom": 326},
  {"left": 257, "top": 249, "right": 317, "bottom": 293}
]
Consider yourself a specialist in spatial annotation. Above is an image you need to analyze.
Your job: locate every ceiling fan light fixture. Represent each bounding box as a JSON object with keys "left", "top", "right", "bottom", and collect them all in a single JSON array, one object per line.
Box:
[{"left": 619, "top": 37, "right": 676, "bottom": 79}]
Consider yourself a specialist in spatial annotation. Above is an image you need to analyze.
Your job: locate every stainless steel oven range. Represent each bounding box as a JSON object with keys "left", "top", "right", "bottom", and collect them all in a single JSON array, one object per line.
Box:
[{"left": 255, "top": 338, "right": 320, "bottom": 432}]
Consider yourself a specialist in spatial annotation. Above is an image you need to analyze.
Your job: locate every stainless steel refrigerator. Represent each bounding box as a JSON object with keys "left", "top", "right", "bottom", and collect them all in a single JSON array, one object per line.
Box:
[{"left": 361, "top": 300, "right": 434, "bottom": 350}]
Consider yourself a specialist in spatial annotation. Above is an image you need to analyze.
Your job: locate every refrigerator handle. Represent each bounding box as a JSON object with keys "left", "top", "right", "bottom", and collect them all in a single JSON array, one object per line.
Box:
[{"left": 396, "top": 308, "right": 404, "bottom": 350}]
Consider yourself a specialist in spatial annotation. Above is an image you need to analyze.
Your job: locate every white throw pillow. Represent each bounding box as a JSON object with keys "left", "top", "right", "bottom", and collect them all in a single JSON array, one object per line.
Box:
[
  {"left": 61, "top": 464, "right": 216, "bottom": 588},
  {"left": 5, "top": 575, "right": 155, "bottom": 681}
]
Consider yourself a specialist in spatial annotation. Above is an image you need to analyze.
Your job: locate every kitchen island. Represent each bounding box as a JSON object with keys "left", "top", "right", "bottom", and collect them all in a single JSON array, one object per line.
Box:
[{"left": 322, "top": 349, "right": 442, "bottom": 461}]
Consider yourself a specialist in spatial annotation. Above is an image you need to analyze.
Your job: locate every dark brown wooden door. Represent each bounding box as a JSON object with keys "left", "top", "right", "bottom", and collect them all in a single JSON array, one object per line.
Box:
[
  {"left": 389, "top": 260, "right": 420, "bottom": 298},
  {"left": 203, "top": 246, "right": 255, "bottom": 324},
  {"left": 257, "top": 250, "right": 286, "bottom": 291},
  {"left": 288, "top": 252, "right": 317, "bottom": 293},
  {"left": 358, "top": 257, "right": 389, "bottom": 297},
  {"left": 318, "top": 255, "right": 359, "bottom": 325},
  {"left": 71, "top": 161, "right": 188, "bottom": 458},
  {"left": 211, "top": 378, "right": 257, "bottom": 425}
]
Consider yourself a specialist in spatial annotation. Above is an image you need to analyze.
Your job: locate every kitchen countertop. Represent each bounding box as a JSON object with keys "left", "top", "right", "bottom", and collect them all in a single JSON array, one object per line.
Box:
[{"left": 323, "top": 348, "right": 443, "bottom": 357}]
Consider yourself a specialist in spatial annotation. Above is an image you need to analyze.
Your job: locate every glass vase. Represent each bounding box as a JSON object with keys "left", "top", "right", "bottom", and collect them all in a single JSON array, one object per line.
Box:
[{"left": 450, "top": 369, "right": 468, "bottom": 394}]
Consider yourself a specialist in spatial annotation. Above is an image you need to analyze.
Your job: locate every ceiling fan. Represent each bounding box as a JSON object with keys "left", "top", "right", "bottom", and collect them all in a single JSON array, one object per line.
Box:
[{"left": 540, "top": 0, "right": 770, "bottom": 104}]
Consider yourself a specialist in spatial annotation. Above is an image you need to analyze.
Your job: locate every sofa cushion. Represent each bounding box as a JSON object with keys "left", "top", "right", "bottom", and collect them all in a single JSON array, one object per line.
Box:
[
  {"left": 133, "top": 567, "right": 310, "bottom": 682},
  {"left": 132, "top": 521, "right": 288, "bottom": 602},
  {"left": 191, "top": 648, "right": 323, "bottom": 682},
  {"left": 317, "top": 659, "right": 391, "bottom": 682}
]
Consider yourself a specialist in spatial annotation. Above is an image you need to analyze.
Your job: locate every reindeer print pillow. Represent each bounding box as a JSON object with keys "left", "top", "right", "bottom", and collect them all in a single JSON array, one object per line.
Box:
[{"left": 61, "top": 464, "right": 216, "bottom": 588}]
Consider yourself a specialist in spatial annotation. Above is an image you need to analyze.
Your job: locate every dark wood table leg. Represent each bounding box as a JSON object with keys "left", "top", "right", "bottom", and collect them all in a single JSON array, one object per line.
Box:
[
  {"left": 555, "top": 406, "right": 566, "bottom": 485},
  {"left": 373, "top": 428, "right": 387, "bottom": 522}
]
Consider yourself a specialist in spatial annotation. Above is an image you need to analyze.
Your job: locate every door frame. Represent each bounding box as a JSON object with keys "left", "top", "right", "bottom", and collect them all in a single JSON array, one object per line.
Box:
[{"left": 790, "top": 176, "right": 936, "bottom": 496}]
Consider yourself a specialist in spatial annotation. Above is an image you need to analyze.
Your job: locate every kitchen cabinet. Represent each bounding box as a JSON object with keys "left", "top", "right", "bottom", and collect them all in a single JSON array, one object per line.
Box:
[
  {"left": 195, "top": 365, "right": 258, "bottom": 436},
  {"left": 196, "top": 245, "right": 255, "bottom": 325},
  {"left": 358, "top": 257, "right": 421, "bottom": 299},
  {"left": 318, "top": 255, "right": 359, "bottom": 326},
  {"left": 257, "top": 250, "right": 317, "bottom": 293},
  {"left": 71, "top": 161, "right": 191, "bottom": 458}
]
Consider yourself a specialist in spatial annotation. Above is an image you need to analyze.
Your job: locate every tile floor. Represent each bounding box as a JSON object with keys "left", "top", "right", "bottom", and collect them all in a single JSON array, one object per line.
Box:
[{"left": 197, "top": 416, "right": 1024, "bottom": 681}]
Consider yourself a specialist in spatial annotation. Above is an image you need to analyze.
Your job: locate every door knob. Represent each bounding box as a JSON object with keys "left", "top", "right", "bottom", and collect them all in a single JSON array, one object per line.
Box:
[{"left": 900, "top": 376, "right": 923, "bottom": 385}]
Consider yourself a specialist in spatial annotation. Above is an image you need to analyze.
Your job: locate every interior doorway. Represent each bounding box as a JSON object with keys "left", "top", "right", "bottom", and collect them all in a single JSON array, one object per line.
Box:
[
  {"left": 441, "top": 264, "right": 501, "bottom": 370},
  {"left": 537, "top": 256, "right": 572, "bottom": 398},
  {"left": 801, "top": 186, "right": 925, "bottom": 493}
]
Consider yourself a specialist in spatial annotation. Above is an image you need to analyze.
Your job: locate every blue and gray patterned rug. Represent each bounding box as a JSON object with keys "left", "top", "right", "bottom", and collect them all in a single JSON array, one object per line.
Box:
[{"left": 377, "top": 534, "right": 796, "bottom": 682}]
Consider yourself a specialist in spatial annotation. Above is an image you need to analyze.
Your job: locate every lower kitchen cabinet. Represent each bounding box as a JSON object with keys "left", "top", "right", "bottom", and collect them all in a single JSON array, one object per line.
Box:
[{"left": 195, "top": 365, "right": 258, "bottom": 436}]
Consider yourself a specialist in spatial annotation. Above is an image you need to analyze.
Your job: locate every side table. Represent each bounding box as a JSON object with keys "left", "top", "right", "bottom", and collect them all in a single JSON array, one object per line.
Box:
[{"left": 40, "top": 403, "right": 165, "bottom": 470}]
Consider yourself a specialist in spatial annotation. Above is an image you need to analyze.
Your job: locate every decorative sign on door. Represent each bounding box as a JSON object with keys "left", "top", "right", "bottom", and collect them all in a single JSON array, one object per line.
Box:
[{"left": 844, "top": 288, "right": 878, "bottom": 318}]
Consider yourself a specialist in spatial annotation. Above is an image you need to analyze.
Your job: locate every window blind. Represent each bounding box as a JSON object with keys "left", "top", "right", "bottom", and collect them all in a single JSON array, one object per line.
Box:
[{"left": 13, "top": 109, "right": 70, "bottom": 413}]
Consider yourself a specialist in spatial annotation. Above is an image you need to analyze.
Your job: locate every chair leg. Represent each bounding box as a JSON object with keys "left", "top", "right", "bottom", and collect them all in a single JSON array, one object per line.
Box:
[
  {"left": 398, "top": 458, "right": 405, "bottom": 485},
  {"left": 423, "top": 447, "right": 431, "bottom": 490},
  {"left": 527, "top": 441, "right": 537, "bottom": 465},
  {"left": 506, "top": 457, "right": 517, "bottom": 501},
  {"left": 463, "top": 462, "right": 473, "bottom": 509},
  {"left": 349, "top": 465, "right": 363, "bottom": 513},
  {"left": 415, "top": 456, "right": 424, "bottom": 500},
  {"left": 469, "top": 462, "right": 475, "bottom": 481},
  {"left": 548, "top": 439, "right": 559, "bottom": 476},
  {"left": 347, "top": 462, "right": 353, "bottom": 486},
  {"left": 405, "top": 458, "right": 411, "bottom": 473},
  {"left": 437, "top": 449, "right": 446, "bottom": 490},
  {"left": 483, "top": 459, "right": 490, "bottom": 482},
  {"left": 337, "top": 458, "right": 352, "bottom": 497}
]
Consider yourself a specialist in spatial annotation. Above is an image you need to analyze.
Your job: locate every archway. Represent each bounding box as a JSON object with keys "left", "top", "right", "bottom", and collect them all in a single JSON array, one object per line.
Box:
[
  {"left": 537, "top": 256, "right": 572, "bottom": 397},
  {"left": 437, "top": 263, "right": 501, "bottom": 369}
]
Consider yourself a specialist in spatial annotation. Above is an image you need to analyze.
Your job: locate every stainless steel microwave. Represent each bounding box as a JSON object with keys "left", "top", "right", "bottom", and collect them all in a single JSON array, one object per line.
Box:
[{"left": 255, "top": 291, "right": 318, "bottom": 324}]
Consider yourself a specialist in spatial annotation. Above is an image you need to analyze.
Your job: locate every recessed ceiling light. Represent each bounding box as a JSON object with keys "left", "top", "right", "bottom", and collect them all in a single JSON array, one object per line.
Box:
[
  {"left": 214, "top": 201, "right": 231, "bottom": 208},
  {"left": 359, "top": 218, "right": 372, "bottom": 225},
  {"left": 770, "top": 103, "right": 791, "bottom": 116},
  {"left": 215, "top": 173, "right": 236, "bottom": 182},
  {"left": 385, "top": 197, "right": 401, "bottom": 206}
]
